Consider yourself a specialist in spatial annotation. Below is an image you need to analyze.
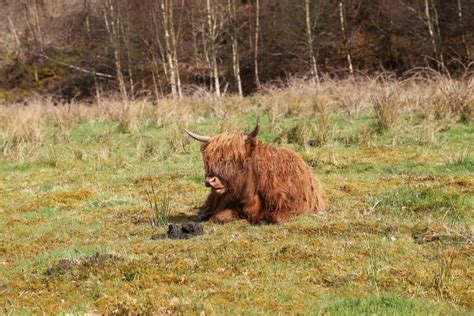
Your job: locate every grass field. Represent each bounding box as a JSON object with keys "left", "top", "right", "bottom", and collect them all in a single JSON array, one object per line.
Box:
[{"left": 0, "top": 79, "right": 473, "bottom": 314}]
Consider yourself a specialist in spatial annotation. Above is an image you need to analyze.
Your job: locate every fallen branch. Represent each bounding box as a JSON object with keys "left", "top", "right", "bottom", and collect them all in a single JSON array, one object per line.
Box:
[{"left": 35, "top": 52, "right": 114, "bottom": 79}]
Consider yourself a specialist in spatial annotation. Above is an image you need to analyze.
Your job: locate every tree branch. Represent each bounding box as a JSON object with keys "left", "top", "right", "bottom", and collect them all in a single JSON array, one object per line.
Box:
[{"left": 35, "top": 53, "right": 114, "bottom": 79}]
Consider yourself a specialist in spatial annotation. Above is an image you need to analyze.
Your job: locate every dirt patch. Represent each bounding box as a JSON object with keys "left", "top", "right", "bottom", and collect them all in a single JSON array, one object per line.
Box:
[
  {"left": 52, "top": 188, "right": 94, "bottom": 205},
  {"left": 411, "top": 227, "right": 472, "bottom": 245}
]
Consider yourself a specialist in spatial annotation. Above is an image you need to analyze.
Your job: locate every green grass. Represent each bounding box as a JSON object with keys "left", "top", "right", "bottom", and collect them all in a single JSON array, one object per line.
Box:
[
  {"left": 0, "top": 107, "right": 473, "bottom": 314},
  {"left": 378, "top": 186, "right": 472, "bottom": 222},
  {"left": 314, "top": 293, "right": 449, "bottom": 315}
]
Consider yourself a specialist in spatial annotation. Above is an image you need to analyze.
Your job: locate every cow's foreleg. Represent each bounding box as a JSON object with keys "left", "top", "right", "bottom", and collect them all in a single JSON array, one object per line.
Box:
[
  {"left": 243, "top": 194, "right": 264, "bottom": 224},
  {"left": 210, "top": 208, "right": 241, "bottom": 224},
  {"left": 206, "top": 193, "right": 240, "bottom": 224},
  {"left": 199, "top": 191, "right": 221, "bottom": 220}
]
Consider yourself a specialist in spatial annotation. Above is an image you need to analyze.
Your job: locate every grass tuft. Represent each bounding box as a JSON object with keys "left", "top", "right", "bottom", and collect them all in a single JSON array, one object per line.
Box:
[{"left": 143, "top": 180, "right": 172, "bottom": 227}]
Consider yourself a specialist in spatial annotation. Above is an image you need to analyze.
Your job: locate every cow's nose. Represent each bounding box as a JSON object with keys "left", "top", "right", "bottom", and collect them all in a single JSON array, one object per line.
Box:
[{"left": 204, "top": 178, "right": 211, "bottom": 187}]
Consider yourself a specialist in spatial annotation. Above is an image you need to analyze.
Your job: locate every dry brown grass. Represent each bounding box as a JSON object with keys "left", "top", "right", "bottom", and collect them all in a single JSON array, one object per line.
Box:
[
  {"left": 1, "top": 75, "right": 472, "bottom": 157},
  {"left": 371, "top": 83, "right": 401, "bottom": 130}
]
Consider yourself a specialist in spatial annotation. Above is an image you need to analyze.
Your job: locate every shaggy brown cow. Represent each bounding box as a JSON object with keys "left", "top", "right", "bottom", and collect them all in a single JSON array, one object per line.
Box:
[{"left": 185, "top": 120, "right": 327, "bottom": 224}]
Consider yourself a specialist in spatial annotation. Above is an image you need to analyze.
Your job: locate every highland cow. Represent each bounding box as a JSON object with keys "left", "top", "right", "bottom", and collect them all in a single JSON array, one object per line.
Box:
[{"left": 185, "top": 120, "right": 327, "bottom": 224}]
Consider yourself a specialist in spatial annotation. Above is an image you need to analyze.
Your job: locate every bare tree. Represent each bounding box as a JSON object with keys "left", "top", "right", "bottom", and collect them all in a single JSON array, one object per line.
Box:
[
  {"left": 339, "top": 0, "right": 354, "bottom": 76},
  {"left": 150, "top": 3, "right": 169, "bottom": 82},
  {"left": 305, "top": 0, "right": 319, "bottom": 83},
  {"left": 424, "top": 0, "right": 444, "bottom": 68},
  {"left": 227, "top": 0, "right": 243, "bottom": 97},
  {"left": 160, "top": 0, "right": 181, "bottom": 97},
  {"left": 170, "top": 0, "right": 182, "bottom": 97},
  {"left": 457, "top": 0, "right": 470, "bottom": 61},
  {"left": 254, "top": 0, "right": 261, "bottom": 89},
  {"left": 120, "top": 10, "right": 135, "bottom": 99},
  {"left": 7, "top": 15, "right": 21, "bottom": 52},
  {"left": 22, "top": 0, "right": 44, "bottom": 52},
  {"left": 84, "top": 1, "right": 101, "bottom": 103},
  {"left": 103, "top": 0, "right": 128, "bottom": 100},
  {"left": 206, "top": 0, "right": 221, "bottom": 97},
  {"left": 190, "top": 5, "right": 200, "bottom": 70}
]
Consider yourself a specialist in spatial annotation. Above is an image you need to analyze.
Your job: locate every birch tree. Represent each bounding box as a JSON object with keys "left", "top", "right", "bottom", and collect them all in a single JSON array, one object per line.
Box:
[
  {"left": 22, "top": 0, "right": 44, "bottom": 52},
  {"left": 103, "top": 0, "right": 128, "bottom": 100},
  {"left": 254, "top": 0, "right": 261, "bottom": 89},
  {"left": 160, "top": 0, "right": 181, "bottom": 97},
  {"left": 457, "top": 0, "right": 470, "bottom": 61},
  {"left": 424, "top": 0, "right": 444, "bottom": 68},
  {"left": 84, "top": 1, "right": 101, "bottom": 103},
  {"left": 120, "top": 10, "right": 135, "bottom": 99},
  {"left": 305, "top": 0, "right": 319, "bottom": 83},
  {"left": 339, "top": 0, "right": 354, "bottom": 76},
  {"left": 227, "top": 0, "right": 243, "bottom": 97},
  {"left": 150, "top": 4, "right": 169, "bottom": 81},
  {"left": 206, "top": 0, "right": 221, "bottom": 97}
]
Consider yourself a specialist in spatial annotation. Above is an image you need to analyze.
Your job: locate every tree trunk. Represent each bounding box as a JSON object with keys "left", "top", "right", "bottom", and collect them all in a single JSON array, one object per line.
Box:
[
  {"left": 7, "top": 15, "right": 21, "bottom": 51},
  {"left": 191, "top": 6, "right": 200, "bottom": 71},
  {"left": 161, "top": 0, "right": 178, "bottom": 97},
  {"left": 168, "top": 0, "right": 182, "bottom": 97},
  {"left": 254, "top": 0, "right": 261, "bottom": 89},
  {"left": 85, "top": 11, "right": 101, "bottom": 104},
  {"left": 103, "top": 0, "right": 128, "bottom": 101},
  {"left": 121, "top": 12, "right": 134, "bottom": 99},
  {"left": 150, "top": 58, "right": 162, "bottom": 101},
  {"left": 31, "top": 0, "right": 44, "bottom": 51},
  {"left": 305, "top": 0, "right": 319, "bottom": 83},
  {"left": 457, "top": 0, "right": 470, "bottom": 61},
  {"left": 150, "top": 6, "right": 169, "bottom": 82},
  {"left": 424, "top": 0, "right": 444, "bottom": 69},
  {"left": 201, "top": 28, "right": 213, "bottom": 92},
  {"left": 206, "top": 0, "right": 220, "bottom": 97},
  {"left": 339, "top": 0, "right": 354, "bottom": 76},
  {"left": 228, "top": 0, "right": 243, "bottom": 97},
  {"left": 23, "top": 2, "right": 40, "bottom": 50}
]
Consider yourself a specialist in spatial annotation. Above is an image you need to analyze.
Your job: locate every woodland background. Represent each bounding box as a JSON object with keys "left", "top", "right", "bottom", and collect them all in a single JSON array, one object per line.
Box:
[{"left": 0, "top": 0, "right": 473, "bottom": 101}]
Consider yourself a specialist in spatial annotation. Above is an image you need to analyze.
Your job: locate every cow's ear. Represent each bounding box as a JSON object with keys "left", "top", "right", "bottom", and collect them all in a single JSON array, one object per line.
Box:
[{"left": 200, "top": 142, "right": 209, "bottom": 151}]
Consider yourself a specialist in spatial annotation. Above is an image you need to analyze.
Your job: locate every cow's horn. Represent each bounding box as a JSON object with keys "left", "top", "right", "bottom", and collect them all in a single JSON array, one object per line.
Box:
[
  {"left": 247, "top": 117, "right": 260, "bottom": 138},
  {"left": 184, "top": 129, "right": 210, "bottom": 142}
]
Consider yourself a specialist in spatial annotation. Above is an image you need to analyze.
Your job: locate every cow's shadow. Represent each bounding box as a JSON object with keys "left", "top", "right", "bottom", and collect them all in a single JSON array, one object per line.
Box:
[
  {"left": 167, "top": 206, "right": 212, "bottom": 224},
  {"left": 168, "top": 211, "right": 202, "bottom": 224}
]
